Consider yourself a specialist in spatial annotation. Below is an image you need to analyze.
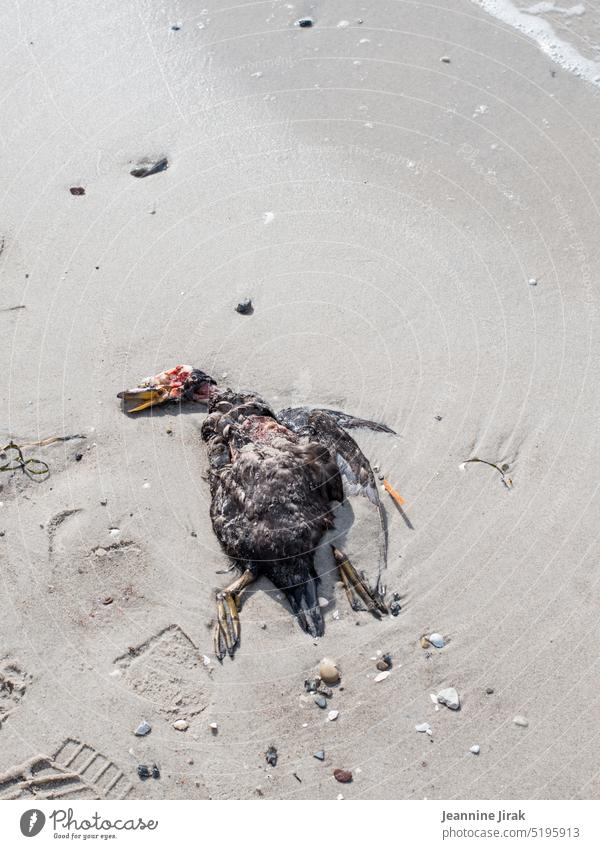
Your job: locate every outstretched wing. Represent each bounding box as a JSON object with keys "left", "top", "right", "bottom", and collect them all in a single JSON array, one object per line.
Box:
[
  {"left": 277, "top": 406, "right": 389, "bottom": 594},
  {"left": 277, "top": 405, "right": 395, "bottom": 435}
]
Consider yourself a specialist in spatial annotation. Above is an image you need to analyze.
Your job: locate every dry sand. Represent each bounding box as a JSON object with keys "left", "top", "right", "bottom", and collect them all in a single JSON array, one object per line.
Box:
[{"left": 1, "top": 0, "right": 600, "bottom": 800}]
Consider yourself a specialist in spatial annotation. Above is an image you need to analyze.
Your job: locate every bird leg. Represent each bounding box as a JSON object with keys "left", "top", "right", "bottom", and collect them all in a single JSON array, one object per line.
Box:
[
  {"left": 331, "top": 546, "right": 388, "bottom": 616},
  {"left": 213, "top": 567, "right": 257, "bottom": 660}
]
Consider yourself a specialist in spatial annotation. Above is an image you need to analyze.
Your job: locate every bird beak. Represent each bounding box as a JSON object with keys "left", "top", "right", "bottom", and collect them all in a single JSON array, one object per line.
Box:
[{"left": 117, "top": 386, "right": 169, "bottom": 414}]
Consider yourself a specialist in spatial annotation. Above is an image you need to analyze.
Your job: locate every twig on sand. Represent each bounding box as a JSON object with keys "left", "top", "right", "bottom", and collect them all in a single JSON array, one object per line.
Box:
[
  {"left": 17, "top": 434, "right": 86, "bottom": 450},
  {"left": 460, "top": 457, "right": 513, "bottom": 489}
]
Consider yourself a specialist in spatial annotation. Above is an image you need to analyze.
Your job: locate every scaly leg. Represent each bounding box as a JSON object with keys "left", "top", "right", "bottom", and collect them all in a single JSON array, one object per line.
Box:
[
  {"left": 331, "top": 546, "right": 388, "bottom": 616},
  {"left": 213, "top": 567, "right": 257, "bottom": 661}
]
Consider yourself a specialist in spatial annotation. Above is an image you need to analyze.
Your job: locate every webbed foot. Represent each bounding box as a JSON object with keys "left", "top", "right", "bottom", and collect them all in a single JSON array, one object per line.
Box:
[
  {"left": 331, "top": 546, "right": 388, "bottom": 617},
  {"left": 212, "top": 567, "right": 256, "bottom": 660}
]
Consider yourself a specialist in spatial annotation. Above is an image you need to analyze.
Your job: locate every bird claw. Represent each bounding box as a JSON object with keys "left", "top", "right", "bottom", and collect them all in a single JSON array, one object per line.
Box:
[
  {"left": 213, "top": 591, "right": 240, "bottom": 661},
  {"left": 331, "top": 546, "right": 388, "bottom": 616}
]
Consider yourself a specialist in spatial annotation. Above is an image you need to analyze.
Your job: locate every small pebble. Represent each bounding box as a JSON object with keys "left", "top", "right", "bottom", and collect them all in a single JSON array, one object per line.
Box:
[
  {"left": 327, "top": 710, "right": 339, "bottom": 721},
  {"left": 209, "top": 722, "right": 218, "bottom": 733},
  {"left": 75, "top": 453, "right": 83, "bottom": 462},
  {"left": 100, "top": 499, "right": 107, "bottom": 506},
  {"left": 151, "top": 764, "right": 160, "bottom": 779},
  {"left": 513, "top": 715, "right": 529, "bottom": 727},
  {"left": 319, "top": 658, "right": 340, "bottom": 685},
  {"left": 172, "top": 719, "right": 189, "bottom": 731},
  {"left": 374, "top": 670, "right": 390, "bottom": 683},
  {"left": 469, "top": 745, "right": 480, "bottom": 755},
  {"left": 305, "top": 677, "right": 320, "bottom": 693},
  {"left": 265, "top": 746, "right": 278, "bottom": 766},
  {"left": 428, "top": 633, "right": 445, "bottom": 648},
  {"left": 528, "top": 278, "right": 538, "bottom": 286},
  {"left": 313, "top": 750, "right": 325, "bottom": 761},
  {"left": 420, "top": 635, "right": 431, "bottom": 649},
  {"left": 102, "top": 596, "right": 113, "bottom": 605},
  {"left": 135, "top": 721, "right": 151, "bottom": 736},
  {"left": 94, "top": 548, "right": 107, "bottom": 558},
  {"left": 69, "top": 186, "right": 85, "bottom": 195},
  {"left": 333, "top": 768, "right": 353, "bottom": 783},
  {"left": 295, "top": 17, "right": 313, "bottom": 27},
  {"left": 318, "top": 685, "right": 333, "bottom": 698},
  {"left": 376, "top": 653, "right": 392, "bottom": 671},
  {"left": 486, "top": 687, "right": 494, "bottom": 695},
  {"left": 389, "top": 593, "right": 401, "bottom": 616},
  {"left": 440, "top": 56, "right": 451, "bottom": 63},
  {"left": 415, "top": 722, "right": 432, "bottom": 734},
  {"left": 437, "top": 687, "right": 460, "bottom": 710},
  {"left": 137, "top": 764, "right": 150, "bottom": 780},
  {"left": 235, "top": 298, "right": 253, "bottom": 315},
  {"left": 314, "top": 695, "right": 327, "bottom": 709},
  {"left": 318, "top": 597, "right": 329, "bottom": 608}
]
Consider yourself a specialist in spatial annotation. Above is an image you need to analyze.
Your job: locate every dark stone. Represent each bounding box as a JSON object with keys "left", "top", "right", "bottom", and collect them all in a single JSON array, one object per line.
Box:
[
  {"left": 265, "top": 746, "right": 278, "bottom": 766},
  {"left": 235, "top": 298, "right": 253, "bottom": 315},
  {"left": 69, "top": 186, "right": 85, "bottom": 196},
  {"left": 130, "top": 157, "right": 169, "bottom": 178},
  {"left": 296, "top": 18, "right": 313, "bottom": 27}
]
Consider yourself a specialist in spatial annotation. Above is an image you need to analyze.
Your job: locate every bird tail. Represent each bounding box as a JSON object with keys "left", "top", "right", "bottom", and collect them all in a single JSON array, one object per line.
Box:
[{"left": 267, "top": 555, "right": 324, "bottom": 637}]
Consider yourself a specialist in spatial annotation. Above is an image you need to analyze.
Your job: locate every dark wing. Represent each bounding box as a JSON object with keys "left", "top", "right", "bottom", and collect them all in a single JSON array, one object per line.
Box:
[
  {"left": 278, "top": 405, "right": 395, "bottom": 435},
  {"left": 278, "top": 406, "right": 389, "bottom": 594}
]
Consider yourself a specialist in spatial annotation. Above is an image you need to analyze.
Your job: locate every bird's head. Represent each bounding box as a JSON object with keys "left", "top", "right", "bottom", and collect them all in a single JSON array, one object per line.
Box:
[{"left": 117, "top": 364, "right": 216, "bottom": 413}]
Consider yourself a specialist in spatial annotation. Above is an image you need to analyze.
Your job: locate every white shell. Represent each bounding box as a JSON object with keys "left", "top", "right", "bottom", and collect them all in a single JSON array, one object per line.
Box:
[
  {"left": 415, "top": 722, "right": 432, "bottom": 734},
  {"left": 469, "top": 745, "right": 480, "bottom": 755},
  {"left": 327, "top": 710, "right": 339, "bottom": 721},
  {"left": 513, "top": 715, "right": 529, "bottom": 727},
  {"left": 428, "top": 633, "right": 445, "bottom": 648},
  {"left": 172, "top": 719, "right": 189, "bottom": 731},
  {"left": 374, "top": 671, "right": 391, "bottom": 683}
]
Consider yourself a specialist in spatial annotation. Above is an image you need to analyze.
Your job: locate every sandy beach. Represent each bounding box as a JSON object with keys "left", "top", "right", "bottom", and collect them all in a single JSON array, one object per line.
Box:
[{"left": 1, "top": 0, "right": 600, "bottom": 800}]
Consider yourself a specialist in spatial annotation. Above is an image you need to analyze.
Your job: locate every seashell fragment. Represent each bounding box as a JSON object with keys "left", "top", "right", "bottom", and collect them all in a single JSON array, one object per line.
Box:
[{"left": 437, "top": 687, "right": 460, "bottom": 710}]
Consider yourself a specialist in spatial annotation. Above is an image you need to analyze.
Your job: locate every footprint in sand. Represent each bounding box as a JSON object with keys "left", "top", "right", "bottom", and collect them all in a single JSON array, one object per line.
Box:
[
  {"left": 113, "top": 624, "right": 210, "bottom": 718},
  {"left": 0, "top": 738, "right": 132, "bottom": 800},
  {"left": 0, "top": 658, "right": 32, "bottom": 727}
]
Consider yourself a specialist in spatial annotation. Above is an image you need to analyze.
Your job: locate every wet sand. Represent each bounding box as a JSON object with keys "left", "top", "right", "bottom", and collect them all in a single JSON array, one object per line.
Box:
[{"left": 1, "top": 0, "right": 600, "bottom": 799}]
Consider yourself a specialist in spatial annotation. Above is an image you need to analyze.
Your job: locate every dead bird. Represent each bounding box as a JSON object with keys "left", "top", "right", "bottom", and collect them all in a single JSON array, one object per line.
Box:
[{"left": 118, "top": 365, "right": 395, "bottom": 659}]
